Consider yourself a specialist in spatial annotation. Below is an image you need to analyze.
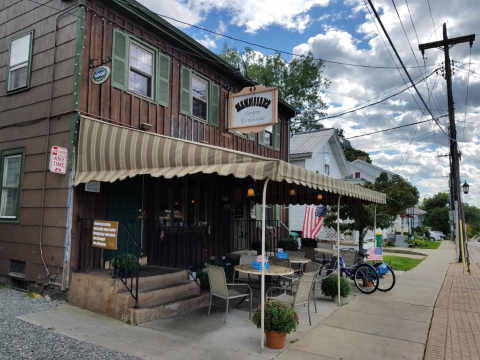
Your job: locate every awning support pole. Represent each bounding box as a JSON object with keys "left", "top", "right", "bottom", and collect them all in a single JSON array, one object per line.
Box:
[
  {"left": 337, "top": 195, "right": 342, "bottom": 307},
  {"left": 374, "top": 206, "right": 377, "bottom": 248},
  {"left": 260, "top": 178, "right": 270, "bottom": 354}
]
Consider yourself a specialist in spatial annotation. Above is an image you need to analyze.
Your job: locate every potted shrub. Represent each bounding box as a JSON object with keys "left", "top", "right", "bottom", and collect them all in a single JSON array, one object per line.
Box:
[
  {"left": 252, "top": 300, "right": 299, "bottom": 349},
  {"left": 251, "top": 240, "right": 271, "bottom": 253},
  {"left": 111, "top": 253, "right": 139, "bottom": 278},
  {"left": 300, "top": 238, "right": 318, "bottom": 261},
  {"left": 277, "top": 238, "right": 299, "bottom": 251},
  {"left": 320, "top": 275, "right": 352, "bottom": 301}
]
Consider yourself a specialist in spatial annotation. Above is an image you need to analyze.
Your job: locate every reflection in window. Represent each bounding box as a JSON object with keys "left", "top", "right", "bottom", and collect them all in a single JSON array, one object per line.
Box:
[
  {"left": 264, "top": 126, "right": 273, "bottom": 146},
  {"left": 192, "top": 75, "right": 208, "bottom": 120},
  {"left": 1, "top": 155, "right": 21, "bottom": 218},
  {"left": 129, "top": 42, "right": 153, "bottom": 98},
  {"left": 8, "top": 34, "right": 31, "bottom": 91}
]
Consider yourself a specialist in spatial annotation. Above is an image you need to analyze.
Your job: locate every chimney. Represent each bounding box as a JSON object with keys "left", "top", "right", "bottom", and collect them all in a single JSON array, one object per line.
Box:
[{"left": 357, "top": 155, "right": 367, "bottom": 162}]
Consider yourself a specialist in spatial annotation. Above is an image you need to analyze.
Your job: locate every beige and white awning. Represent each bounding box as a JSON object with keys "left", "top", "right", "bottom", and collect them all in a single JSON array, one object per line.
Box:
[{"left": 75, "top": 116, "right": 386, "bottom": 204}]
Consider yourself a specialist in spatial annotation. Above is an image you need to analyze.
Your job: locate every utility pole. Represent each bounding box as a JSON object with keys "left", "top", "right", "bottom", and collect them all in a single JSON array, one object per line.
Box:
[{"left": 419, "top": 24, "right": 475, "bottom": 263}]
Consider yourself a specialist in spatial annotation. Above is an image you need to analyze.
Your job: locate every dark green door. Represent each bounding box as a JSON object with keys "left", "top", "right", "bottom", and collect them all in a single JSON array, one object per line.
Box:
[{"left": 107, "top": 176, "right": 143, "bottom": 257}]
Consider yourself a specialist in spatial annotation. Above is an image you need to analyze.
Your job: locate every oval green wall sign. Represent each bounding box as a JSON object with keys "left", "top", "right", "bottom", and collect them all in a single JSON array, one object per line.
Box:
[{"left": 92, "top": 66, "right": 111, "bottom": 85}]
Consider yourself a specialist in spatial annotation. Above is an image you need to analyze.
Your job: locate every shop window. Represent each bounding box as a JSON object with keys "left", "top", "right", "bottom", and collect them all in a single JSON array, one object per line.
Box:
[
  {"left": 255, "top": 204, "right": 281, "bottom": 228},
  {"left": 111, "top": 29, "right": 170, "bottom": 107},
  {"left": 7, "top": 31, "right": 34, "bottom": 94},
  {"left": 0, "top": 148, "right": 25, "bottom": 222},
  {"left": 180, "top": 67, "right": 219, "bottom": 128}
]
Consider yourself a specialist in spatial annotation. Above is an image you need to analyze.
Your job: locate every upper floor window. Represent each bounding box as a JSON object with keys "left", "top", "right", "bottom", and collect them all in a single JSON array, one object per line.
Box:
[
  {"left": 192, "top": 75, "right": 208, "bottom": 121},
  {"left": 7, "top": 31, "right": 34, "bottom": 94},
  {"left": 355, "top": 172, "right": 361, "bottom": 179},
  {"left": 264, "top": 126, "right": 273, "bottom": 147},
  {"left": 111, "top": 29, "right": 171, "bottom": 107},
  {"left": 259, "top": 122, "right": 281, "bottom": 151},
  {"left": 324, "top": 152, "right": 330, "bottom": 175},
  {"left": 180, "top": 67, "right": 219, "bottom": 128},
  {"left": 129, "top": 42, "right": 154, "bottom": 99},
  {"left": 0, "top": 148, "right": 25, "bottom": 222}
]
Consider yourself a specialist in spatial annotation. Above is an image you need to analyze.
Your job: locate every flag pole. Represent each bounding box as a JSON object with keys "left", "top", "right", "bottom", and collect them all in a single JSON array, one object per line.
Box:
[{"left": 337, "top": 195, "right": 342, "bottom": 307}]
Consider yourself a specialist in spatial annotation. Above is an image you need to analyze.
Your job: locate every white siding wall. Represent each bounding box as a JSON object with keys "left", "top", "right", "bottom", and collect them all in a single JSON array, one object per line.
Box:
[{"left": 291, "top": 159, "right": 305, "bottom": 169}]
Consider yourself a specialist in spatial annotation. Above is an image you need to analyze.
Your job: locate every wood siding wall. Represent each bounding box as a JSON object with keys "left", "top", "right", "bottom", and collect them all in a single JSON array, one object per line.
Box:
[
  {"left": 0, "top": 0, "right": 79, "bottom": 282},
  {"left": 80, "top": 0, "right": 292, "bottom": 162}
]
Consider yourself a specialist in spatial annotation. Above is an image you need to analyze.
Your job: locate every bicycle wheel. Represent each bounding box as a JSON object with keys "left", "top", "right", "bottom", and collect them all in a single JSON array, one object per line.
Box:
[
  {"left": 375, "top": 264, "right": 395, "bottom": 292},
  {"left": 353, "top": 264, "right": 379, "bottom": 294}
]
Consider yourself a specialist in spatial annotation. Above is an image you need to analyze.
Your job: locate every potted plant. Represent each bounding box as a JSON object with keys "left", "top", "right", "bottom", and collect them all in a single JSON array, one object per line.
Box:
[
  {"left": 111, "top": 253, "right": 139, "bottom": 278},
  {"left": 252, "top": 300, "right": 299, "bottom": 349},
  {"left": 320, "top": 275, "right": 352, "bottom": 301},
  {"left": 251, "top": 240, "right": 271, "bottom": 253}
]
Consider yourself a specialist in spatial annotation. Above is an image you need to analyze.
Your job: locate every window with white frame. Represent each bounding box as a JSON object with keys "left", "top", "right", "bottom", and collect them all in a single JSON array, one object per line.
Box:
[
  {"left": 324, "top": 152, "right": 330, "bottom": 175},
  {"left": 128, "top": 42, "right": 154, "bottom": 99},
  {"left": 8, "top": 32, "right": 33, "bottom": 92},
  {"left": 264, "top": 125, "right": 273, "bottom": 146},
  {"left": 192, "top": 75, "right": 208, "bottom": 121},
  {"left": 0, "top": 149, "right": 24, "bottom": 220}
]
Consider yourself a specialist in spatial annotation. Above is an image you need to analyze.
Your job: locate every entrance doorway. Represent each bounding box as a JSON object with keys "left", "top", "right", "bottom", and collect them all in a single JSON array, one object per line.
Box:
[{"left": 107, "top": 176, "right": 143, "bottom": 256}]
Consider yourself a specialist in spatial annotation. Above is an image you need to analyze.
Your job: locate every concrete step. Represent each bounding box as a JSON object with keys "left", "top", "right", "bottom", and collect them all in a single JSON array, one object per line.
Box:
[
  {"left": 114, "top": 267, "right": 189, "bottom": 293},
  {"left": 126, "top": 293, "right": 210, "bottom": 325},
  {"left": 117, "top": 281, "right": 200, "bottom": 308}
]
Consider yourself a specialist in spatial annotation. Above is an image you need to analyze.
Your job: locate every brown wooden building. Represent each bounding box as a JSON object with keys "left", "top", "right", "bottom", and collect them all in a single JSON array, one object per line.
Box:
[{"left": 0, "top": 0, "right": 385, "bottom": 309}]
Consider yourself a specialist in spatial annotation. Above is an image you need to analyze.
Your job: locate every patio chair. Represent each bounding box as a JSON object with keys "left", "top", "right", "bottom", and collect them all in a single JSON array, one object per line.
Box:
[
  {"left": 234, "top": 254, "right": 259, "bottom": 287},
  {"left": 268, "top": 256, "right": 297, "bottom": 289},
  {"left": 287, "top": 251, "right": 305, "bottom": 258},
  {"left": 266, "top": 272, "right": 317, "bottom": 325},
  {"left": 205, "top": 264, "right": 252, "bottom": 323}
]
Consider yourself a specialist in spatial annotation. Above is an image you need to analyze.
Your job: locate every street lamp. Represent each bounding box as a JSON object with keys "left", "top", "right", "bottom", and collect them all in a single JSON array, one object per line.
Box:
[{"left": 462, "top": 180, "right": 469, "bottom": 195}]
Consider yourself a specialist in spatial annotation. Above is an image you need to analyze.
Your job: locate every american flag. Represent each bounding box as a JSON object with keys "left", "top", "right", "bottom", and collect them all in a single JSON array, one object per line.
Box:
[
  {"left": 302, "top": 206, "right": 326, "bottom": 239},
  {"left": 368, "top": 247, "right": 383, "bottom": 261}
]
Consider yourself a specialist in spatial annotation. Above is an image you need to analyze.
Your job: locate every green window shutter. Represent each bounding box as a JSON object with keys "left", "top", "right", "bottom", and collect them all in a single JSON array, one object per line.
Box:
[
  {"left": 227, "top": 92, "right": 234, "bottom": 134},
  {"left": 258, "top": 130, "right": 265, "bottom": 145},
  {"left": 247, "top": 132, "right": 255, "bottom": 141},
  {"left": 111, "top": 29, "right": 128, "bottom": 91},
  {"left": 273, "top": 121, "right": 281, "bottom": 151},
  {"left": 275, "top": 205, "right": 281, "bottom": 227},
  {"left": 156, "top": 52, "right": 170, "bottom": 107},
  {"left": 180, "top": 66, "right": 192, "bottom": 116},
  {"left": 209, "top": 82, "right": 219, "bottom": 127}
]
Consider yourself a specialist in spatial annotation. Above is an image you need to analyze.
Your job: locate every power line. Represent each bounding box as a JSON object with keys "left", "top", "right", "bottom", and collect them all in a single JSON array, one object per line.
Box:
[
  {"left": 366, "top": 0, "right": 453, "bottom": 141},
  {"left": 345, "top": 119, "right": 430, "bottom": 139},
  {"left": 426, "top": 0, "right": 439, "bottom": 41},
  {"left": 461, "top": 47, "right": 472, "bottom": 147}
]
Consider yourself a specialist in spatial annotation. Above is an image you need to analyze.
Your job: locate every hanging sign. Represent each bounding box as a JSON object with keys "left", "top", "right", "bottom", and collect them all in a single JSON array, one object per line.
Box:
[
  {"left": 85, "top": 181, "right": 101, "bottom": 193},
  {"left": 91, "top": 66, "right": 110, "bottom": 85},
  {"left": 228, "top": 85, "right": 278, "bottom": 133},
  {"left": 92, "top": 220, "right": 118, "bottom": 250},
  {"left": 49, "top": 146, "right": 68, "bottom": 174}
]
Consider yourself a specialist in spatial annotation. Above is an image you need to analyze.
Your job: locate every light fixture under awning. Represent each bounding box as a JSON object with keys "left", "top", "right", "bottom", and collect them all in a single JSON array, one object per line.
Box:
[{"left": 74, "top": 116, "right": 386, "bottom": 204}]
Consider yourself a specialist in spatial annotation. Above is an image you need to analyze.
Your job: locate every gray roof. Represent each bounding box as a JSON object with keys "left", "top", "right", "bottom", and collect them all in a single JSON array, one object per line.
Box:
[{"left": 290, "top": 129, "right": 336, "bottom": 154}]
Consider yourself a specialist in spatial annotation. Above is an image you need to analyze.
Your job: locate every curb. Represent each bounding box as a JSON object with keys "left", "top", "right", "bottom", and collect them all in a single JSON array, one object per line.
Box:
[{"left": 383, "top": 248, "right": 428, "bottom": 256}]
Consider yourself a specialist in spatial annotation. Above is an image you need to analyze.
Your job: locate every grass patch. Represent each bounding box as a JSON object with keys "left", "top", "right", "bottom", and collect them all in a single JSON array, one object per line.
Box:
[
  {"left": 422, "top": 241, "right": 441, "bottom": 249},
  {"left": 25, "top": 290, "right": 35, "bottom": 298},
  {"left": 369, "top": 255, "right": 425, "bottom": 271},
  {"left": 0, "top": 284, "right": 6, "bottom": 290}
]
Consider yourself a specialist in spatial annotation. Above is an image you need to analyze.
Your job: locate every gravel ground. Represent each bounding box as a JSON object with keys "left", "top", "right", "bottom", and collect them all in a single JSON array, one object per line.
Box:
[{"left": 0, "top": 287, "right": 141, "bottom": 360}]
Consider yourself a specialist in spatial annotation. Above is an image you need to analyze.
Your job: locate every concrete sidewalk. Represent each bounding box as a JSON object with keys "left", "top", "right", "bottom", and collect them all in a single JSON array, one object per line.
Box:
[{"left": 18, "top": 242, "right": 455, "bottom": 360}]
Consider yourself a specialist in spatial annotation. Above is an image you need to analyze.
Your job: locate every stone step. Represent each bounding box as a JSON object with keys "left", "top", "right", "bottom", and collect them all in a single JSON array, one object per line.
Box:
[
  {"left": 117, "top": 281, "right": 200, "bottom": 308},
  {"left": 126, "top": 293, "right": 210, "bottom": 325},
  {"left": 114, "top": 267, "right": 189, "bottom": 293}
]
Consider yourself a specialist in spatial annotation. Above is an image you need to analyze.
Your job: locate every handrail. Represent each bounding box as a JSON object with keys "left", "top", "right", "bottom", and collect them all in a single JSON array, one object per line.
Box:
[
  {"left": 279, "top": 220, "right": 290, "bottom": 233},
  {"left": 120, "top": 220, "right": 143, "bottom": 254}
]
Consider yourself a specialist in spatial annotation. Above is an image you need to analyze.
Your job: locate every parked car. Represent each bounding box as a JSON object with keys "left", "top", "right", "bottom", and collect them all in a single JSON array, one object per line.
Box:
[{"left": 430, "top": 231, "right": 445, "bottom": 241}]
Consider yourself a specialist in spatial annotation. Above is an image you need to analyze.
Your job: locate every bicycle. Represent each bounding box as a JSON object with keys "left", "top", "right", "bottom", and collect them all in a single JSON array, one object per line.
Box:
[
  {"left": 371, "top": 262, "right": 395, "bottom": 292},
  {"left": 319, "top": 249, "right": 379, "bottom": 294}
]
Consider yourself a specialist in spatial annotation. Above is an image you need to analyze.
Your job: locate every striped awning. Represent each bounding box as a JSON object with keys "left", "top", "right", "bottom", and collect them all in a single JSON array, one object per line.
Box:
[{"left": 75, "top": 116, "right": 386, "bottom": 204}]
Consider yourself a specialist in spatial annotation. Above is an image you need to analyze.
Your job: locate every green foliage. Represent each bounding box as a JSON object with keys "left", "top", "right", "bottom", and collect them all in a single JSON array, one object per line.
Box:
[
  {"left": 344, "top": 147, "right": 372, "bottom": 164},
  {"left": 26, "top": 290, "right": 34, "bottom": 298},
  {"left": 324, "top": 172, "right": 419, "bottom": 250},
  {"left": 0, "top": 284, "right": 6, "bottom": 290},
  {"left": 320, "top": 275, "right": 352, "bottom": 298},
  {"left": 385, "top": 240, "right": 396, "bottom": 247},
  {"left": 218, "top": 44, "right": 330, "bottom": 133},
  {"left": 464, "top": 203, "right": 480, "bottom": 235},
  {"left": 125, "top": 314, "right": 131, "bottom": 325},
  {"left": 381, "top": 255, "right": 424, "bottom": 271},
  {"left": 420, "top": 192, "right": 450, "bottom": 212},
  {"left": 414, "top": 226, "right": 430, "bottom": 239},
  {"left": 301, "top": 238, "right": 318, "bottom": 248},
  {"left": 277, "top": 238, "right": 299, "bottom": 251},
  {"left": 409, "top": 239, "right": 427, "bottom": 248},
  {"left": 251, "top": 240, "right": 271, "bottom": 252},
  {"left": 425, "top": 207, "right": 450, "bottom": 236},
  {"left": 252, "top": 300, "right": 299, "bottom": 334},
  {"left": 111, "top": 254, "right": 139, "bottom": 271},
  {"left": 191, "top": 257, "right": 240, "bottom": 291}
]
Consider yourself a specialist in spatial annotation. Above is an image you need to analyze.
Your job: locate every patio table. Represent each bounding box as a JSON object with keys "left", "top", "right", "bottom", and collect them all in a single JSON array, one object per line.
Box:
[{"left": 288, "top": 257, "right": 310, "bottom": 264}]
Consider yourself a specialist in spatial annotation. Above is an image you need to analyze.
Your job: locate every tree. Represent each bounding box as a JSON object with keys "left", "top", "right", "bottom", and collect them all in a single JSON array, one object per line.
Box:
[
  {"left": 343, "top": 147, "right": 372, "bottom": 164},
  {"left": 219, "top": 44, "right": 330, "bottom": 133},
  {"left": 424, "top": 207, "right": 450, "bottom": 235},
  {"left": 420, "top": 192, "right": 450, "bottom": 212},
  {"left": 323, "top": 172, "right": 419, "bottom": 250},
  {"left": 464, "top": 203, "right": 480, "bottom": 234}
]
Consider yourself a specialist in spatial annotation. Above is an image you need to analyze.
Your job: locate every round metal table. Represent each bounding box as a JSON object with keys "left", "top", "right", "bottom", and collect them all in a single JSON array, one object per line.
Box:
[{"left": 234, "top": 264, "right": 294, "bottom": 276}]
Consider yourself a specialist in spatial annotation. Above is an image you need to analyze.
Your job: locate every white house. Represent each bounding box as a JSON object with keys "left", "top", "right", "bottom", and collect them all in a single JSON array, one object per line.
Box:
[
  {"left": 345, "top": 158, "right": 397, "bottom": 185},
  {"left": 288, "top": 129, "right": 351, "bottom": 237}
]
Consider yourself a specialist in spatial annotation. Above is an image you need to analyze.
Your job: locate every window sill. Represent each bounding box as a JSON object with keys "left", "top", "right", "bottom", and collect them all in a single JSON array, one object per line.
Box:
[
  {"left": 6, "top": 86, "right": 30, "bottom": 96},
  {"left": 0, "top": 218, "right": 20, "bottom": 224}
]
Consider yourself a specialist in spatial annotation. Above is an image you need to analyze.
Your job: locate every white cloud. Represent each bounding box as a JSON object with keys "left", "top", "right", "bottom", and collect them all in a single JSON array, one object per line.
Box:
[{"left": 194, "top": 34, "right": 217, "bottom": 49}]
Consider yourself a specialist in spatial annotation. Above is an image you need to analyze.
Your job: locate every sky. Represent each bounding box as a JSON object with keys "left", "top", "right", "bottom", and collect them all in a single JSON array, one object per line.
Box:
[{"left": 137, "top": 0, "right": 480, "bottom": 207}]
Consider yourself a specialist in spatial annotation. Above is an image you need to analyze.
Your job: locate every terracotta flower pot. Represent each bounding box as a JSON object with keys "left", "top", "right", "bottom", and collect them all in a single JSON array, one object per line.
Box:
[{"left": 265, "top": 331, "right": 287, "bottom": 349}]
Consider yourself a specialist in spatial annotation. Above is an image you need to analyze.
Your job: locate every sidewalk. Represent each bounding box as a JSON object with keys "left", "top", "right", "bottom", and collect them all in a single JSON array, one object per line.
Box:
[
  {"left": 16, "top": 242, "right": 455, "bottom": 360},
  {"left": 424, "top": 241, "right": 480, "bottom": 360}
]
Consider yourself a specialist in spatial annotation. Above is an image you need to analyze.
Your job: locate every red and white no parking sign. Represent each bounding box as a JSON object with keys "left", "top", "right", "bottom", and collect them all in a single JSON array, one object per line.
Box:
[{"left": 49, "top": 146, "right": 68, "bottom": 174}]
